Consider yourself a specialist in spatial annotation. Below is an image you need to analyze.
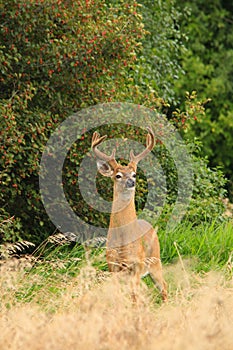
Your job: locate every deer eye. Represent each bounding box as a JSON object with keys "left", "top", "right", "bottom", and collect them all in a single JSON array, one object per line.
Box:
[
  {"left": 132, "top": 173, "right": 136, "bottom": 178},
  {"left": 116, "top": 173, "right": 122, "bottom": 179}
]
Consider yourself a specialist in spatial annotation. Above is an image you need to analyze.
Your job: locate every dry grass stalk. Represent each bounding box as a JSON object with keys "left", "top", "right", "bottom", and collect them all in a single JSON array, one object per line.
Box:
[{"left": 0, "top": 260, "right": 232, "bottom": 350}]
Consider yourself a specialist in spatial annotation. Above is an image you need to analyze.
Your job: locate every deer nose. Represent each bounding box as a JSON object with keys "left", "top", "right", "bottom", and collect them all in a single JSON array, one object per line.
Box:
[{"left": 125, "top": 178, "right": 135, "bottom": 188}]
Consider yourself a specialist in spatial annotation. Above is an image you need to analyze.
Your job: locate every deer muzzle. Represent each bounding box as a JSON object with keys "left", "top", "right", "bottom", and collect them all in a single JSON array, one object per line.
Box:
[{"left": 125, "top": 178, "right": 135, "bottom": 189}]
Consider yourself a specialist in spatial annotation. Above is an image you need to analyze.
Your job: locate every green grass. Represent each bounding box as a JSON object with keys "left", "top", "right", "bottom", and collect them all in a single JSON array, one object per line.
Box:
[
  {"left": 0, "top": 219, "right": 232, "bottom": 310},
  {"left": 160, "top": 220, "right": 233, "bottom": 272},
  {"left": 0, "top": 220, "right": 232, "bottom": 350}
]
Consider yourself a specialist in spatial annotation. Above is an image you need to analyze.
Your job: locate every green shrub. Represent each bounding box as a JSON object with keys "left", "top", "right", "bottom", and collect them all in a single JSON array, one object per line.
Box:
[
  {"left": 0, "top": 208, "right": 22, "bottom": 243},
  {"left": 0, "top": 0, "right": 146, "bottom": 244},
  {"left": 0, "top": 0, "right": 228, "bottom": 245}
]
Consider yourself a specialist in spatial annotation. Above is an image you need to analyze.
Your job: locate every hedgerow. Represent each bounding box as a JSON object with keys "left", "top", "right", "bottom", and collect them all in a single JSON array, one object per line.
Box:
[{"left": 0, "top": 0, "right": 227, "bottom": 244}]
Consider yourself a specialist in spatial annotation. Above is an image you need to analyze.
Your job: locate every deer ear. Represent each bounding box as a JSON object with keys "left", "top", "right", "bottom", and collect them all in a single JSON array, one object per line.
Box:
[{"left": 96, "top": 160, "right": 114, "bottom": 177}]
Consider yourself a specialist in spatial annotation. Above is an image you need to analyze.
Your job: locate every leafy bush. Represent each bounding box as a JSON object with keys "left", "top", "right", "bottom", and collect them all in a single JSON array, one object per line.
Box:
[
  {"left": 136, "top": 0, "right": 187, "bottom": 104},
  {"left": 0, "top": 208, "right": 22, "bottom": 243},
  {"left": 0, "top": 0, "right": 228, "bottom": 245},
  {"left": 184, "top": 144, "right": 227, "bottom": 224},
  {"left": 173, "top": 0, "right": 233, "bottom": 198},
  {"left": 0, "top": 0, "right": 146, "bottom": 243},
  {"left": 0, "top": 0, "right": 145, "bottom": 111}
]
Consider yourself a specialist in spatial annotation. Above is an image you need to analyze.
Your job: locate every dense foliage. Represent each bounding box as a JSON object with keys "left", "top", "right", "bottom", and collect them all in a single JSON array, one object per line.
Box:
[
  {"left": 0, "top": 0, "right": 147, "bottom": 243},
  {"left": 173, "top": 0, "right": 233, "bottom": 198},
  {"left": 0, "top": 0, "right": 228, "bottom": 244},
  {"left": 137, "top": 0, "right": 187, "bottom": 104}
]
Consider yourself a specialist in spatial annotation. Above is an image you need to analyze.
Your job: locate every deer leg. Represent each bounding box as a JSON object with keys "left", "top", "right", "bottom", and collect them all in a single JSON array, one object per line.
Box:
[
  {"left": 149, "top": 262, "right": 168, "bottom": 302},
  {"left": 130, "top": 262, "right": 144, "bottom": 304},
  {"left": 106, "top": 249, "right": 122, "bottom": 272}
]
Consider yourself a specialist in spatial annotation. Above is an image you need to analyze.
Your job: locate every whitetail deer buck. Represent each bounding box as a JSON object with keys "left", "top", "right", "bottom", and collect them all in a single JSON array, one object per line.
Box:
[{"left": 92, "top": 127, "right": 167, "bottom": 302}]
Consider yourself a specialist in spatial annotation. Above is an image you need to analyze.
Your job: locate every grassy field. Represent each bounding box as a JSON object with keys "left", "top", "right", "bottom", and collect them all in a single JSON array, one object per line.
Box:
[{"left": 0, "top": 220, "right": 232, "bottom": 350}]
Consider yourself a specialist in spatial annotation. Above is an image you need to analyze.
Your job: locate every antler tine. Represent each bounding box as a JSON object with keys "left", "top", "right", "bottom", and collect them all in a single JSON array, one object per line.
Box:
[
  {"left": 130, "top": 127, "right": 155, "bottom": 164},
  {"left": 92, "top": 131, "right": 117, "bottom": 164}
]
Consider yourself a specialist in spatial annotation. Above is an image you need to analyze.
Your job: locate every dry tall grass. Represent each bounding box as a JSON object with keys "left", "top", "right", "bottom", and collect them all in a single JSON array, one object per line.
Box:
[{"left": 0, "top": 259, "right": 232, "bottom": 350}]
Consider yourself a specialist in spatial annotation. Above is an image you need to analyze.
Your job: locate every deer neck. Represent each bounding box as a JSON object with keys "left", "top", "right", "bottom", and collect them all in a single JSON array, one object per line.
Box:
[
  {"left": 108, "top": 189, "right": 142, "bottom": 248},
  {"left": 109, "top": 188, "right": 137, "bottom": 228}
]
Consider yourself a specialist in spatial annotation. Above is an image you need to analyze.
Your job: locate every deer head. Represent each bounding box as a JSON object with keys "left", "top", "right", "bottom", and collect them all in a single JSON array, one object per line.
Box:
[{"left": 92, "top": 127, "right": 155, "bottom": 200}]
